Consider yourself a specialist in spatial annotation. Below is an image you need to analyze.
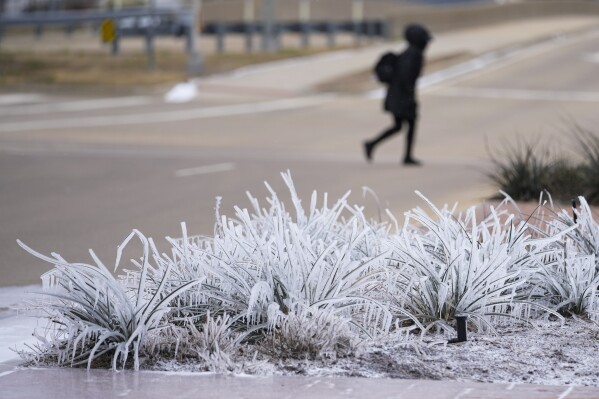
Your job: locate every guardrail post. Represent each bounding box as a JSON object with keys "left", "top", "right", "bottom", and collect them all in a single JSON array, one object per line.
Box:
[
  {"left": 245, "top": 23, "right": 254, "bottom": 52},
  {"left": 352, "top": 0, "right": 363, "bottom": 46},
  {"left": 216, "top": 22, "right": 226, "bottom": 53},
  {"left": 145, "top": 21, "right": 156, "bottom": 69},
  {"left": 353, "top": 21, "right": 363, "bottom": 45},
  {"left": 261, "top": 0, "right": 275, "bottom": 52},
  {"left": 274, "top": 23, "right": 281, "bottom": 51},
  {"left": 366, "top": 20, "right": 375, "bottom": 42},
  {"left": 112, "top": 23, "right": 120, "bottom": 55},
  {"left": 243, "top": 0, "right": 254, "bottom": 52},
  {"left": 381, "top": 20, "right": 390, "bottom": 41},
  {"left": 299, "top": 0, "right": 310, "bottom": 48},
  {"left": 326, "top": 21, "right": 336, "bottom": 48},
  {"left": 184, "top": 24, "right": 192, "bottom": 53},
  {"left": 301, "top": 22, "right": 310, "bottom": 48},
  {"left": 187, "top": 0, "right": 203, "bottom": 76}
]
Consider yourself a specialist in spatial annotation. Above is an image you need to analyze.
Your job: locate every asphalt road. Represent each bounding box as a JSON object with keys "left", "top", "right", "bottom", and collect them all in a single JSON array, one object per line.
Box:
[{"left": 1, "top": 29, "right": 599, "bottom": 287}]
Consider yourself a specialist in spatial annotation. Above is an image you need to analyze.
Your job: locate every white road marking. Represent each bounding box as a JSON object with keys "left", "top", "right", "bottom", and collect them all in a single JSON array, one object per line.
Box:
[
  {"left": 175, "top": 162, "right": 236, "bottom": 177},
  {"left": 506, "top": 382, "right": 516, "bottom": 390},
  {"left": 0, "top": 96, "right": 154, "bottom": 117},
  {"left": 431, "top": 87, "right": 599, "bottom": 102},
  {"left": 0, "top": 95, "right": 336, "bottom": 133},
  {"left": 0, "top": 370, "right": 16, "bottom": 378},
  {"left": 557, "top": 386, "right": 574, "bottom": 399}
]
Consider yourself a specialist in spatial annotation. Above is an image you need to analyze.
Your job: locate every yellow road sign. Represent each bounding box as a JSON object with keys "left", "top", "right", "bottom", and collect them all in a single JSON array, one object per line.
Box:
[{"left": 100, "top": 19, "right": 117, "bottom": 43}]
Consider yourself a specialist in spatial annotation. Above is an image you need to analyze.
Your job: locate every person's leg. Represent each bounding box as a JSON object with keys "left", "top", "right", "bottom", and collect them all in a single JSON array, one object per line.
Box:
[
  {"left": 364, "top": 114, "right": 403, "bottom": 162},
  {"left": 403, "top": 117, "right": 421, "bottom": 165}
]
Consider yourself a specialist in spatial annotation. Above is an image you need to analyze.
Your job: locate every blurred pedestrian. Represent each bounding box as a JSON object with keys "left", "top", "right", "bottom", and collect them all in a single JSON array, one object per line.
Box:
[{"left": 364, "top": 24, "right": 432, "bottom": 166}]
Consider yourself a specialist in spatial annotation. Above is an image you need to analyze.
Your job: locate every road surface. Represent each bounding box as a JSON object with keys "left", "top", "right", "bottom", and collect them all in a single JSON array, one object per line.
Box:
[{"left": 1, "top": 22, "right": 598, "bottom": 290}]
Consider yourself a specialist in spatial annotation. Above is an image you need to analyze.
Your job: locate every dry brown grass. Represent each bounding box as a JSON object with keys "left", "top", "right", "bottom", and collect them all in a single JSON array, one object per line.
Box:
[{"left": 0, "top": 46, "right": 349, "bottom": 94}]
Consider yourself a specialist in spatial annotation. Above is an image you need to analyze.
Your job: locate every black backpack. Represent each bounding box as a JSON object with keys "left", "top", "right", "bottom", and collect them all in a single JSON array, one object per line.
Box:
[{"left": 374, "top": 52, "right": 398, "bottom": 84}]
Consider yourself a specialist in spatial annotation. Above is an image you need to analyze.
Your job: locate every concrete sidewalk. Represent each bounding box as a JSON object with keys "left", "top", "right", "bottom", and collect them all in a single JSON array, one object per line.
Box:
[{"left": 198, "top": 16, "right": 599, "bottom": 96}]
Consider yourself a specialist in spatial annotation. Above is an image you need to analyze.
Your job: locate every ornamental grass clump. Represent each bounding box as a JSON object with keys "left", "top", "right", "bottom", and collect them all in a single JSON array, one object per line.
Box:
[
  {"left": 488, "top": 140, "right": 554, "bottom": 202},
  {"left": 574, "top": 127, "right": 599, "bottom": 203},
  {"left": 488, "top": 128, "right": 599, "bottom": 205},
  {"left": 529, "top": 196, "right": 599, "bottom": 318},
  {"left": 161, "top": 172, "right": 394, "bottom": 347},
  {"left": 18, "top": 231, "right": 202, "bottom": 370},
  {"left": 384, "top": 193, "right": 564, "bottom": 333}
]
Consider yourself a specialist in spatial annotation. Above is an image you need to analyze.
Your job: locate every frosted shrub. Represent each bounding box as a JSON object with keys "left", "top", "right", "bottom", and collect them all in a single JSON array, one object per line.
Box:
[
  {"left": 18, "top": 231, "right": 202, "bottom": 370},
  {"left": 385, "top": 193, "right": 561, "bottom": 333},
  {"left": 548, "top": 196, "right": 599, "bottom": 259},
  {"left": 531, "top": 252, "right": 599, "bottom": 318},
  {"left": 529, "top": 196, "right": 599, "bottom": 318},
  {"left": 161, "top": 172, "right": 394, "bottom": 340}
]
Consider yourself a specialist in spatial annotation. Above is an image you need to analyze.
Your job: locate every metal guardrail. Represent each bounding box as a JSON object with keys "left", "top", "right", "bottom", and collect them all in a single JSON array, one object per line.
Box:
[
  {"left": 202, "top": 20, "right": 388, "bottom": 36},
  {"left": 202, "top": 19, "right": 389, "bottom": 52},
  {"left": 0, "top": 7, "right": 389, "bottom": 71},
  {"left": 0, "top": 8, "right": 180, "bottom": 25}
]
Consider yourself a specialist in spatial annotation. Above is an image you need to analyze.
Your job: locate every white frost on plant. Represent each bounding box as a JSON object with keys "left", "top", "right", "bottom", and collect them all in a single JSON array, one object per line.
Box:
[{"left": 16, "top": 171, "right": 599, "bottom": 371}]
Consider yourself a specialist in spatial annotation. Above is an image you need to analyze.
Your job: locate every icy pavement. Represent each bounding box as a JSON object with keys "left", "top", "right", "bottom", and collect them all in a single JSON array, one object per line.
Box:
[
  {"left": 2, "top": 369, "right": 599, "bottom": 399},
  {"left": 0, "top": 285, "right": 41, "bottom": 364}
]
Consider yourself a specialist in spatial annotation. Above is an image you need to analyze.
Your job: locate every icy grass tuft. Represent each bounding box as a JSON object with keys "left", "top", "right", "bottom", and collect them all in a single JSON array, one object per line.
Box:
[
  {"left": 528, "top": 196, "right": 599, "bottom": 318},
  {"left": 384, "top": 192, "right": 557, "bottom": 333},
  {"left": 18, "top": 171, "right": 599, "bottom": 370},
  {"left": 17, "top": 231, "right": 202, "bottom": 370}
]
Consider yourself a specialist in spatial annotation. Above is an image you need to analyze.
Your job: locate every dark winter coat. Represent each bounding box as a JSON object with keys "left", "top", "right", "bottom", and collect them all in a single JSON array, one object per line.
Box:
[{"left": 384, "top": 24, "right": 432, "bottom": 120}]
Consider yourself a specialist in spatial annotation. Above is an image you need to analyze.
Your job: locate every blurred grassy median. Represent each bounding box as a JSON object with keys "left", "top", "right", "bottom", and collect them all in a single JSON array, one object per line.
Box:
[{"left": 0, "top": 47, "right": 345, "bottom": 94}]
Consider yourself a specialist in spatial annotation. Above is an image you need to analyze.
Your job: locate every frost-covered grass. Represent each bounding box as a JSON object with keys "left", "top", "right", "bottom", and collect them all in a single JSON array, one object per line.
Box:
[
  {"left": 17, "top": 172, "right": 599, "bottom": 371},
  {"left": 528, "top": 196, "right": 599, "bottom": 318},
  {"left": 384, "top": 193, "right": 566, "bottom": 334}
]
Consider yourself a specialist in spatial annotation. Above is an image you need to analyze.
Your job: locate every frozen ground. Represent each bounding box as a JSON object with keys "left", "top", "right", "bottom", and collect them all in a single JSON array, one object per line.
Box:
[
  {"left": 145, "top": 318, "right": 599, "bottom": 387},
  {"left": 292, "top": 319, "right": 599, "bottom": 386}
]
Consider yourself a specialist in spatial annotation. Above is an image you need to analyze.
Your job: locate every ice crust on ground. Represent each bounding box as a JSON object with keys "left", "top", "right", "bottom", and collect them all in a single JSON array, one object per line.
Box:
[{"left": 147, "top": 318, "right": 599, "bottom": 386}]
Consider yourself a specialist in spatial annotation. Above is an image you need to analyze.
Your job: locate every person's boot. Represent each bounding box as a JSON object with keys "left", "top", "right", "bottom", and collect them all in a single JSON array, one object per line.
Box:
[
  {"left": 403, "top": 157, "right": 422, "bottom": 166},
  {"left": 363, "top": 141, "right": 375, "bottom": 162}
]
